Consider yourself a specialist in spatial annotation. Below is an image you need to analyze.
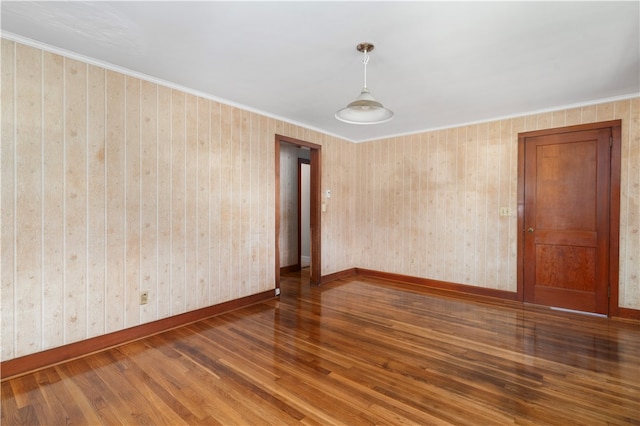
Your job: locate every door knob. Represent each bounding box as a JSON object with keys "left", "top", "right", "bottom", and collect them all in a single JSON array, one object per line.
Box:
[{"left": 527, "top": 227, "right": 534, "bottom": 233}]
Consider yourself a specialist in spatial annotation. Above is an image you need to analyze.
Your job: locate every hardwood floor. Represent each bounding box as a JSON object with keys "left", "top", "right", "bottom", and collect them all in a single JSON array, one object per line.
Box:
[{"left": 2, "top": 270, "right": 639, "bottom": 425}]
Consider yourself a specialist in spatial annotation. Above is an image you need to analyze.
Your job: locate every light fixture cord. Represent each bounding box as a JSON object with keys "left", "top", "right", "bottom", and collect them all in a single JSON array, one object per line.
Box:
[{"left": 362, "top": 47, "right": 370, "bottom": 88}]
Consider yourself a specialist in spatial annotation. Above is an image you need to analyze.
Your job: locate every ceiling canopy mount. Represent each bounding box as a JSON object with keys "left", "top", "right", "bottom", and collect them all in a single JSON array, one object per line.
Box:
[{"left": 356, "top": 42, "right": 375, "bottom": 53}]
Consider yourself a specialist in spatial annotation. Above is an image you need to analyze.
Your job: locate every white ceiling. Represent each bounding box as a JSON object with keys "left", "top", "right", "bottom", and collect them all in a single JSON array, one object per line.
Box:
[{"left": 2, "top": 1, "right": 639, "bottom": 142}]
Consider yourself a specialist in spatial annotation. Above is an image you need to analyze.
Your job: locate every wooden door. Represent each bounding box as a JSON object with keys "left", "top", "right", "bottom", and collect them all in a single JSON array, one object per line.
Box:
[{"left": 521, "top": 126, "right": 613, "bottom": 314}]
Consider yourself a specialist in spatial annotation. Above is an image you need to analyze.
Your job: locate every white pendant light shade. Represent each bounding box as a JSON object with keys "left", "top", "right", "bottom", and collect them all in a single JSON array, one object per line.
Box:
[
  {"left": 335, "top": 87, "right": 394, "bottom": 124},
  {"left": 335, "top": 42, "right": 394, "bottom": 125}
]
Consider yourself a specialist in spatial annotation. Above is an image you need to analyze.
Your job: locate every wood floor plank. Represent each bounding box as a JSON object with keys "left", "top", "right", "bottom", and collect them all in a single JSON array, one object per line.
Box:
[
  {"left": 31, "top": 369, "right": 86, "bottom": 425},
  {"left": 2, "top": 270, "right": 639, "bottom": 425},
  {"left": 54, "top": 359, "right": 124, "bottom": 424},
  {"left": 109, "top": 343, "right": 202, "bottom": 425},
  {"left": 149, "top": 335, "right": 303, "bottom": 424},
  {"left": 134, "top": 335, "right": 264, "bottom": 425},
  {"left": 85, "top": 350, "right": 164, "bottom": 425}
]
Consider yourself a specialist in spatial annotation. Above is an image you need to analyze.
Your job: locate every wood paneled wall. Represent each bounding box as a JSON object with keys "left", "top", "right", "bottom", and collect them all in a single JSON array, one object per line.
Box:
[
  {"left": 354, "top": 99, "right": 640, "bottom": 309},
  {"left": 0, "top": 40, "right": 356, "bottom": 361},
  {"left": 321, "top": 136, "right": 358, "bottom": 275},
  {"left": 1, "top": 38, "right": 636, "bottom": 362}
]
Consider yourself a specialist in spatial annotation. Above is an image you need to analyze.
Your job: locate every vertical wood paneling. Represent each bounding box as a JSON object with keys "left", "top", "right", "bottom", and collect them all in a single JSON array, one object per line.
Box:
[
  {"left": 498, "top": 120, "right": 514, "bottom": 291},
  {"left": 64, "top": 58, "right": 88, "bottom": 342},
  {"left": 621, "top": 98, "right": 640, "bottom": 308},
  {"left": 452, "top": 127, "right": 465, "bottom": 283},
  {"left": 87, "top": 64, "right": 106, "bottom": 337},
  {"left": 196, "top": 97, "right": 210, "bottom": 309},
  {"left": 380, "top": 139, "right": 391, "bottom": 272},
  {"left": 361, "top": 139, "right": 368, "bottom": 269},
  {"left": 485, "top": 121, "right": 500, "bottom": 287},
  {"left": 565, "top": 108, "right": 582, "bottom": 126},
  {"left": 209, "top": 101, "right": 222, "bottom": 304},
  {"left": 258, "top": 114, "right": 270, "bottom": 290},
  {"left": 171, "top": 90, "right": 186, "bottom": 314},
  {"left": 219, "top": 104, "right": 232, "bottom": 303},
  {"left": 368, "top": 141, "right": 377, "bottom": 269},
  {"left": 417, "top": 133, "right": 429, "bottom": 277},
  {"left": 581, "top": 105, "right": 596, "bottom": 123},
  {"left": 596, "top": 102, "right": 615, "bottom": 121},
  {"left": 140, "top": 80, "right": 157, "bottom": 323},
  {"left": 42, "top": 51, "right": 65, "bottom": 349},
  {"left": 524, "top": 115, "right": 537, "bottom": 132},
  {"left": 15, "top": 44, "right": 43, "bottom": 357},
  {"left": 552, "top": 110, "right": 566, "bottom": 127},
  {"left": 354, "top": 98, "right": 640, "bottom": 303},
  {"left": 476, "top": 123, "right": 490, "bottom": 286},
  {"left": 3, "top": 41, "right": 314, "bottom": 361},
  {"left": 463, "top": 125, "right": 478, "bottom": 284},
  {"left": 536, "top": 111, "right": 553, "bottom": 130},
  {"left": 105, "top": 70, "right": 125, "bottom": 333},
  {"left": 360, "top": 141, "right": 373, "bottom": 269},
  {"left": 184, "top": 94, "right": 197, "bottom": 311},
  {"left": 156, "top": 85, "right": 172, "bottom": 319},
  {"left": 239, "top": 110, "right": 250, "bottom": 296},
  {"left": 365, "top": 140, "right": 375, "bottom": 271},
  {"left": 616, "top": 100, "right": 630, "bottom": 308},
  {"left": 509, "top": 118, "right": 525, "bottom": 288},
  {"left": 124, "top": 77, "right": 141, "bottom": 329},
  {"left": 1, "top": 39, "right": 16, "bottom": 360},
  {"left": 2, "top": 38, "right": 639, "bottom": 363},
  {"left": 435, "top": 131, "right": 448, "bottom": 277},
  {"left": 324, "top": 138, "right": 337, "bottom": 273},
  {"left": 249, "top": 113, "right": 261, "bottom": 291},
  {"left": 347, "top": 139, "right": 357, "bottom": 269},
  {"left": 231, "top": 108, "right": 243, "bottom": 300},
  {"left": 348, "top": 139, "right": 357, "bottom": 268},
  {"left": 400, "top": 137, "right": 410, "bottom": 273},
  {"left": 434, "top": 130, "right": 446, "bottom": 279},
  {"left": 424, "top": 132, "right": 437, "bottom": 275},
  {"left": 409, "top": 135, "right": 421, "bottom": 278},
  {"left": 454, "top": 128, "right": 467, "bottom": 284},
  {"left": 390, "top": 138, "right": 401, "bottom": 272}
]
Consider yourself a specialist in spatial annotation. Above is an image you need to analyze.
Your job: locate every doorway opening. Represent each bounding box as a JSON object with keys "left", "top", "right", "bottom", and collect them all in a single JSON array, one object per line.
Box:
[
  {"left": 517, "top": 120, "right": 621, "bottom": 316},
  {"left": 275, "top": 135, "right": 321, "bottom": 288},
  {"left": 299, "top": 159, "right": 311, "bottom": 269}
]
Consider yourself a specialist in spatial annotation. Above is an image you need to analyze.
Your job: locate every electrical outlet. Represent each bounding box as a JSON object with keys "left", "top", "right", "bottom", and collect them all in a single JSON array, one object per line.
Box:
[{"left": 140, "top": 291, "right": 149, "bottom": 305}]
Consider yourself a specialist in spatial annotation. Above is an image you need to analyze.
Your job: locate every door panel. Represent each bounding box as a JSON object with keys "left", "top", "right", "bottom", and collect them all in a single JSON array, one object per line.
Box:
[{"left": 523, "top": 128, "right": 611, "bottom": 314}]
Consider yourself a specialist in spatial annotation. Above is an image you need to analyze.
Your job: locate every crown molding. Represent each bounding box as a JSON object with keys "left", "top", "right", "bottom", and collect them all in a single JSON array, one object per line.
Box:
[
  {"left": 3, "top": 31, "right": 637, "bottom": 145},
  {"left": 1, "top": 31, "right": 352, "bottom": 143}
]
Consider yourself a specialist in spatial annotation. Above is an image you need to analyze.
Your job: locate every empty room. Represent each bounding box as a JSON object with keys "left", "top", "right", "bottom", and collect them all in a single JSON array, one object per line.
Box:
[{"left": 1, "top": 2, "right": 639, "bottom": 425}]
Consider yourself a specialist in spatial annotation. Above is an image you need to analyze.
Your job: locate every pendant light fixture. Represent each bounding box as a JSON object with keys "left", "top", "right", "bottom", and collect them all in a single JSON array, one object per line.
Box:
[{"left": 335, "top": 42, "right": 394, "bottom": 125}]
